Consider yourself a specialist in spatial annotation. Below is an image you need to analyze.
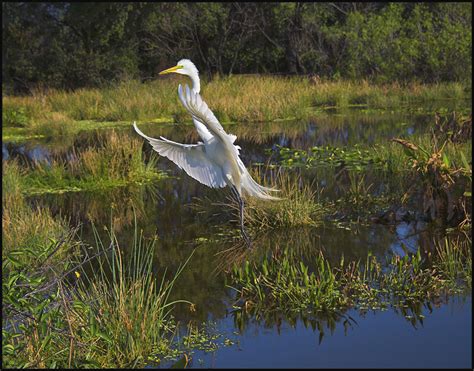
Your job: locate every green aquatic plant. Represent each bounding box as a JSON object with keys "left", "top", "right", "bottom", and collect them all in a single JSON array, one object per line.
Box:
[
  {"left": 2, "top": 227, "right": 83, "bottom": 368},
  {"left": 230, "top": 234, "right": 471, "bottom": 320},
  {"left": 69, "top": 224, "right": 194, "bottom": 368},
  {"left": 230, "top": 250, "right": 347, "bottom": 315},
  {"left": 433, "top": 234, "right": 472, "bottom": 289},
  {"left": 2, "top": 160, "right": 72, "bottom": 258},
  {"left": 274, "top": 144, "right": 387, "bottom": 171},
  {"left": 2, "top": 218, "right": 196, "bottom": 368},
  {"left": 391, "top": 112, "right": 472, "bottom": 226},
  {"left": 190, "top": 166, "right": 326, "bottom": 236},
  {"left": 228, "top": 168, "right": 325, "bottom": 231}
]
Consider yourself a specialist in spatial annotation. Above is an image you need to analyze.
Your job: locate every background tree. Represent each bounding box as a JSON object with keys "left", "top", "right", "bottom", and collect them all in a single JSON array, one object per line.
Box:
[{"left": 2, "top": 2, "right": 472, "bottom": 93}]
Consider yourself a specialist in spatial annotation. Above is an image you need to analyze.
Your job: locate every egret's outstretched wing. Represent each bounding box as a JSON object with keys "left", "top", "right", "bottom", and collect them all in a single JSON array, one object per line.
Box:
[
  {"left": 178, "top": 84, "right": 236, "bottom": 149},
  {"left": 133, "top": 122, "right": 227, "bottom": 188},
  {"left": 176, "top": 86, "right": 279, "bottom": 199}
]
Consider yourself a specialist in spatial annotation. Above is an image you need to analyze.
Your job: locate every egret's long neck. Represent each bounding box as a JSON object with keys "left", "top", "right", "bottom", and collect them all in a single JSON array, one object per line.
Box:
[{"left": 189, "top": 71, "right": 200, "bottom": 94}]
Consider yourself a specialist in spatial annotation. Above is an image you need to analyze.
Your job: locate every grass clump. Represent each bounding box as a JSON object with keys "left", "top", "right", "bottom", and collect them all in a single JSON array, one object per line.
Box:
[
  {"left": 390, "top": 112, "right": 472, "bottom": 226},
  {"left": 230, "top": 233, "right": 472, "bottom": 319},
  {"left": 8, "top": 130, "right": 165, "bottom": 195},
  {"left": 191, "top": 168, "right": 325, "bottom": 233},
  {"left": 433, "top": 234, "right": 472, "bottom": 289},
  {"left": 231, "top": 251, "right": 347, "bottom": 314},
  {"left": 2, "top": 219, "right": 194, "bottom": 368},
  {"left": 2, "top": 160, "right": 72, "bottom": 259},
  {"left": 69, "top": 226, "right": 193, "bottom": 367},
  {"left": 242, "top": 169, "right": 325, "bottom": 231}
]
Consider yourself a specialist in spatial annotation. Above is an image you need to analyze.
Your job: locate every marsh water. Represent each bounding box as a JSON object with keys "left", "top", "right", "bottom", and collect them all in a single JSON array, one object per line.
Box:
[{"left": 4, "top": 104, "right": 472, "bottom": 368}]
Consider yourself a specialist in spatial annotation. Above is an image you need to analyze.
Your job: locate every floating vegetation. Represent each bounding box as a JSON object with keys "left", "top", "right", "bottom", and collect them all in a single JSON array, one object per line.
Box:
[
  {"left": 266, "top": 112, "right": 472, "bottom": 226},
  {"left": 272, "top": 144, "right": 387, "bottom": 171}
]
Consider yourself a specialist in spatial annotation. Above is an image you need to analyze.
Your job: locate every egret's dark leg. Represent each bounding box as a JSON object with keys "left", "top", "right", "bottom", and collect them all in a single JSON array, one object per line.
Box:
[{"left": 231, "top": 186, "right": 252, "bottom": 248}]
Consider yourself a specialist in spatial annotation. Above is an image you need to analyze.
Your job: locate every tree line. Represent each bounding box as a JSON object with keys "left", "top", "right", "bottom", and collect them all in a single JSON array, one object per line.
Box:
[{"left": 2, "top": 2, "right": 472, "bottom": 93}]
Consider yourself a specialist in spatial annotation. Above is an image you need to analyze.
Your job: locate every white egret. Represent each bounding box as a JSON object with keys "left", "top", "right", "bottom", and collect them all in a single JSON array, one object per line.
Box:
[{"left": 133, "top": 60, "right": 278, "bottom": 247}]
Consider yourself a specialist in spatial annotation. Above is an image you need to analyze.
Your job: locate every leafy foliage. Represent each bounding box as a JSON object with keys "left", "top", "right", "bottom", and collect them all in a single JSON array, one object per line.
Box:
[{"left": 3, "top": 3, "right": 471, "bottom": 92}]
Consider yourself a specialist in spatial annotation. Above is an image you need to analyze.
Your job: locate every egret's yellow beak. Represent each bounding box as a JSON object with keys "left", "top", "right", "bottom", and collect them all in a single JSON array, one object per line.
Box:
[{"left": 159, "top": 65, "right": 183, "bottom": 75}]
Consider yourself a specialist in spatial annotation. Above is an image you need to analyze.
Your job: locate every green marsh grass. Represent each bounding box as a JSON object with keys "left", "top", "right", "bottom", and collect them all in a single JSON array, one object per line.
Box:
[
  {"left": 69, "top": 224, "right": 194, "bottom": 367},
  {"left": 434, "top": 234, "right": 472, "bottom": 289},
  {"left": 8, "top": 130, "right": 164, "bottom": 195},
  {"left": 230, "top": 233, "right": 472, "bottom": 318},
  {"left": 2, "top": 217, "right": 196, "bottom": 368},
  {"left": 241, "top": 168, "right": 325, "bottom": 231},
  {"left": 190, "top": 167, "right": 325, "bottom": 235},
  {"left": 3, "top": 78, "right": 471, "bottom": 136},
  {"left": 389, "top": 113, "right": 472, "bottom": 225},
  {"left": 2, "top": 160, "right": 72, "bottom": 259}
]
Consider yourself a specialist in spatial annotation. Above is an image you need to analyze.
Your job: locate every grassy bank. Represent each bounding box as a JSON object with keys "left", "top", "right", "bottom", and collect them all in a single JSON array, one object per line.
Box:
[{"left": 3, "top": 77, "right": 471, "bottom": 141}]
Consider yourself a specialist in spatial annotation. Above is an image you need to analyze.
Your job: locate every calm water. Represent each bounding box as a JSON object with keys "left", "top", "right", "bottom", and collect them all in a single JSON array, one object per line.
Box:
[
  {"left": 4, "top": 105, "right": 472, "bottom": 368},
  {"left": 183, "top": 296, "right": 471, "bottom": 368}
]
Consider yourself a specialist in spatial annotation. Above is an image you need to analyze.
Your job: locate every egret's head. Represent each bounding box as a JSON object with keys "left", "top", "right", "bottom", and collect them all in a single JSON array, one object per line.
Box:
[{"left": 159, "top": 59, "right": 199, "bottom": 78}]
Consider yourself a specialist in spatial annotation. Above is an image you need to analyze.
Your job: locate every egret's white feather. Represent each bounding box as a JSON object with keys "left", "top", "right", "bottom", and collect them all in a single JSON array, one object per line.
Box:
[
  {"left": 177, "top": 85, "right": 280, "bottom": 200},
  {"left": 193, "top": 118, "right": 213, "bottom": 143},
  {"left": 178, "top": 84, "right": 238, "bottom": 152},
  {"left": 133, "top": 122, "right": 226, "bottom": 188}
]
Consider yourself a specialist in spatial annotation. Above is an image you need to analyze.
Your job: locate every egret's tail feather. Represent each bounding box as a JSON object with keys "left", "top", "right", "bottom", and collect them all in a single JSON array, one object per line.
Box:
[{"left": 239, "top": 162, "right": 280, "bottom": 200}]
